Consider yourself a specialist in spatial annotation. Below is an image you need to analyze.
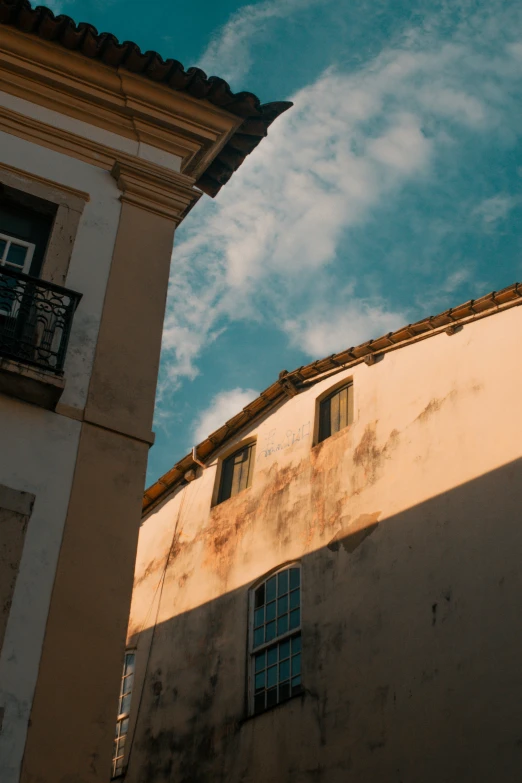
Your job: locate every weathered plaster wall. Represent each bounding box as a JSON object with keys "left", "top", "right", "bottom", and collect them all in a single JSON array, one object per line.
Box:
[
  {"left": 0, "top": 106, "right": 123, "bottom": 781},
  {"left": 126, "top": 304, "right": 522, "bottom": 783},
  {"left": 0, "top": 398, "right": 80, "bottom": 782}
]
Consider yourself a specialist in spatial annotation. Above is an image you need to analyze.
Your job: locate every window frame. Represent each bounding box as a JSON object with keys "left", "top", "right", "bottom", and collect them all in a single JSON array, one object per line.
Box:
[
  {"left": 0, "top": 232, "right": 36, "bottom": 317},
  {"left": 111, "top": 649, "right": 136, "bottom": 779},
  {"left": 214, "top": 438, "right": 256, "bottom": 506},
  {"left": 0, "top": 163, "right": 88, "bottom": 287},
  {"left": 248, "top": 563, "right": 302, "bottom": 716},
  {"left": 315, "top": 379, "right": 354, "bottom": 445},
  {"left": 0, "top": 232, "right": 35, "bottom": 273}
]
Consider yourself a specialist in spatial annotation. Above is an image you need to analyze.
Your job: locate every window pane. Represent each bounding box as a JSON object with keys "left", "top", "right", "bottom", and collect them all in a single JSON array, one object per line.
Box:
[
  {"left": 267, "top": 665, "right": 277, "bottom": 688},
  {"left": 123, "top": 673, "right": 134, "bottom": 693},
  {"left": 279, "top": 659, "right": 290, "bottom": 681},
  {"left": 292, "top": 635, "right": 301, "bottom": 654},
  {"left": 266, "top": 577, "right": 276, "bottom": 602},
  {"left": 254, "top": 692, "right": 265, "bottom": 714},
  {"left": 265, "top": 621, "right": 276, "bottom": 642},
  {"left": 0, "top": 239, "right": 6, "bottom": 260},
  {"left": 219, "top": 456, "right": 235, "bottom": 502},
  {"left": 277, "top": 570, "right": 289, "bottom": 596},
  {"left": 255, "top": 651, "right": 265, "bottom": 672},
  {"left": 292, "top": 653, "right": 301, "bottom": 676},
  {"left": 289, "top": 568, "right": 300, "bottom": 590},
  {"left": 120, "top": 718, "right": 129, "bottom": 735},
  {"left": 266, "top": 601, "right": 276, "bottom": 621},
  {"left": 277, "top": 595, "right": 288, "bottom": 616},
  {"left": 255, "top": 584, "right": 265, "bottom": 608},
  {"left": 120, "top": 694, "right": 131, "bottom": 716},
  {"left": 232, "top": 449, "right": 246, "bottom": 496},
  {"left": 318, "top": 396, "right": 331, "bottom": 442},
  {"left": 291, "top": 676, "right": 301, "bottom": 693},
  {"left": 331, "top": 387, "right": 340, "bottom": 434},
  {"left": 124, "top": 654, "right": 135, "bottom": 675},
  {"left": 339, "top": 385, "right": 348, "bottom": 430},
  {"left": 254, "top": 627, "right": 264, "bottom": 647},
  {"left": 255, "top": 672, "right": 265, "bottom": 691},
  {"left": 289, "top": 608, "right": 300, "bottom": 629},
  {"left": 290, "top": 589, "right": 300, "bottom": 610},
  {"left": 6, "top": 243, "right": 27, "bottom": 267},
  {"left": 277, "top": 615, "right": 288, "bottom": 636},
  {"left": 254, "top": 607, "right": 264, "bottom": 628},
  {"left": 279, "top": 681, "right": 290, "bottom": 701},
  {"left": 279, "top": 639, "right": 290, "bottom": 660},
  {"left": 267, "top": 687, "right": 277, "bottom": 708},
  {"left": 267, "top": 646, "right": 277, "bottom": 666}
]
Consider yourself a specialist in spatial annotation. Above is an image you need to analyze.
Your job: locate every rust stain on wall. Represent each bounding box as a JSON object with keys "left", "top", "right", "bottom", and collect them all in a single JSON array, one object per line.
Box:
[
  {"left": 352, "top": 424, "right": 400, "bottom": 489},
  {"left": 415, "top": 383, "right": 482, "bottom": 424}
]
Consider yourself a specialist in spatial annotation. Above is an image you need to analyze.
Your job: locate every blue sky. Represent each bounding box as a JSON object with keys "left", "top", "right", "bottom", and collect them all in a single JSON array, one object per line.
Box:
[{"left": 44, "top": 0, "right": 522, "bottom": 485}]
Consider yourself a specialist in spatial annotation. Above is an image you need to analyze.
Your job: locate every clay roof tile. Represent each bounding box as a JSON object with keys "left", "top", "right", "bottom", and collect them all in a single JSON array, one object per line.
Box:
[{"left": 0, "top": 0, "right": 292, "bottom": 195}]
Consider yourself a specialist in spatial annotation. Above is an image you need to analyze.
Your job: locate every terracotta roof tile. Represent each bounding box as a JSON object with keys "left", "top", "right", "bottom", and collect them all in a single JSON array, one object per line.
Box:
[
  {"left": 0, "top": 0, "right": 292, "bottom": 196},
  {"left": 142, "top": 282, "right": 522, "bottom": 514}
]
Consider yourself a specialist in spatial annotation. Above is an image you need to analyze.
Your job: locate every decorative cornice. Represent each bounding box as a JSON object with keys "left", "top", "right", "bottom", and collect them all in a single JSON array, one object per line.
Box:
[
  {"left": 111, "top": 159, "right": 199, "bottom": 222},
  {"left": 0, "top": 4, "right": 292, "bottom": 195},
  {"left": 0, "top": 102, "right": 201, "bottom": 220},
  {"left": 0, "top": 159, "right": 90, "bottom": 208}
]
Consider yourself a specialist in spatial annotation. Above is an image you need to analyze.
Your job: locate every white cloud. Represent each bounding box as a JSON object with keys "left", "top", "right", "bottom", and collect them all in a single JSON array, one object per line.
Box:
[
  {"left": 284, "top": 300, "right": 406, "bottom": 357},
  {"left": 473, "top": 194, "right": 519, "bottom": 225},
  {"left": 198, "top": 0, "right": 324, "bottom": 84},
  {"left": 42, "top": 0, "right": 74, "bottom": 14},
  {"left": 158, "top": 5, "right": 522, "bottom": 395},
  {"left": 441, "top": 269, "right": 471, "bottom": 293},
  {"left": 192, "top": 388, "right": 258, "bottom": 443}
]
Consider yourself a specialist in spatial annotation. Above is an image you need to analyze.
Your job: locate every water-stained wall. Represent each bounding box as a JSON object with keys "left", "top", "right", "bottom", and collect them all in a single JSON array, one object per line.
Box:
[{"left": 125, "top": 303, "right": 522, "bottom": 783}]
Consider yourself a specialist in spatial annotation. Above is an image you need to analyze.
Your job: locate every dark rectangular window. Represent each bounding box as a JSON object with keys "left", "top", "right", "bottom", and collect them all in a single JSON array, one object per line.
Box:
[
  {"left": 0, "top": 185, "right": 56, "bottom": 279},
  {"left": 218, "top": 442, "right": 255, "bottom": 503},
  {"left": 318, "top": 382, "right": 353, "bottom": 443}
]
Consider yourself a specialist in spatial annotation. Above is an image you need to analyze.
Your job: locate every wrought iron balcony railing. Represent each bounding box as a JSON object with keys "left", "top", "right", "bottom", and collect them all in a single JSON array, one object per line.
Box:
[{"left": 0, "top": 265, "right": 82, "bottom": 375}]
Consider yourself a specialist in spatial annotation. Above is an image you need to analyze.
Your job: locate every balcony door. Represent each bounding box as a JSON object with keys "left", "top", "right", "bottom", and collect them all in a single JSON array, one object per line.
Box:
[
  {"left": 0, "top": 194, "right": 55, "bottom": 366},
  {"left": 0, "top": 233, "right": 35, "bottom": 316},
  {"left": 0, "top": 194, "right": 54, "bottom": 279}
]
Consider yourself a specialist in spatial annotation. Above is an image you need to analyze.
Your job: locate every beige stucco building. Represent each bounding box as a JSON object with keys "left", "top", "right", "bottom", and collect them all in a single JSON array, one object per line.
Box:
[
  {"left": 124, "top": 284, "right": 522, "bottom": 782},
  {"left": 0, "top": 3, "right": 289, "bottom": 782}
]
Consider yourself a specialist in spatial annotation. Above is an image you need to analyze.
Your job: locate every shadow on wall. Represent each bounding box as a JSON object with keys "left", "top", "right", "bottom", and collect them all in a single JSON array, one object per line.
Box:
[{"left": 124, "top": 458, "right": 522, "bottom": 783}]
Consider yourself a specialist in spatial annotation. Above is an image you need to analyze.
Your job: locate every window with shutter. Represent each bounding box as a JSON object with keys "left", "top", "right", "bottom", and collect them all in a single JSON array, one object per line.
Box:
[
  {"left": 318, "top": 382, "right": 353, "bottom": 443},
  {"left": 218, "top": 442, "right": 256, "bottom": 503}
]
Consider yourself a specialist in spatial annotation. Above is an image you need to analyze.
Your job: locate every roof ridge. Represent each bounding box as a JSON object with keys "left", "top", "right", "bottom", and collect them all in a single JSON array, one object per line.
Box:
[{"left": 142, "top": 282, "right": 522, "bottom": 514}]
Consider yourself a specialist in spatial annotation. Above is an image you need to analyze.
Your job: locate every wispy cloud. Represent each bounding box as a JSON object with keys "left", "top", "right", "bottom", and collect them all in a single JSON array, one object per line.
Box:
[
  {"left": 198, "top": 0, "right": 325, "bottom": 84},
  {"left": 473, "top": 194, "right": 519, "bottom": 226},
  {"left": 284, "top": 299, "right": 406, "bottom": 357},
  {"left": 41, "top": 0, "right": 74, "bottom": 14},
  {"left": 158, "top": 12, "right": 521, "bottom": 399},
  {"left": 192, "top": 388, "right": 258, "bottom": 443}
]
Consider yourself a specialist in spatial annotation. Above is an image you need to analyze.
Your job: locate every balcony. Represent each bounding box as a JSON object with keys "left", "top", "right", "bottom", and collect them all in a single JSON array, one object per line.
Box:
[{"left": 0, "top": 266, "right": 82, "bottom": 409}]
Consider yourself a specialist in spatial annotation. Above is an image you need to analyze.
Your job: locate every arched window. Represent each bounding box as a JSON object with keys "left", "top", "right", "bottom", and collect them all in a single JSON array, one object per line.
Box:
[
  {"left": 250, "top": 564, "right": 302, "bottom": 714},
  {"left": 317, "top": 381, "right": 353, "bottom": 443}
]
